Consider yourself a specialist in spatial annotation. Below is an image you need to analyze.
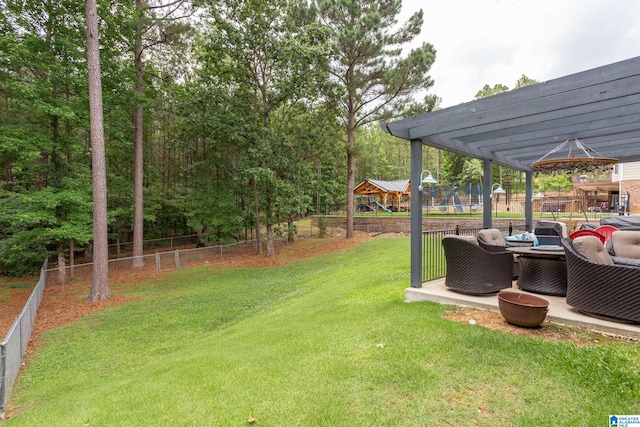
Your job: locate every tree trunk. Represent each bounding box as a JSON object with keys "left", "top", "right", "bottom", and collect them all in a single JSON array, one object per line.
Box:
[
  {"left": 346, "top": 119, "right": 356, "bottom": 238},
  {"left": 85, "top": 0, "right": 111, "bottom": 301},
  {"left": 132, "top": 0, "right": 145, "bottom": 268},
  {"left": 287, "top": 218, "right": 294, "bottom": 244},
  {"left": 57, "top": 250, "right": 66, "bottom": 286},
  {"left": 253, "top": 178, "right": 262, "bottom": 254},
  {"left": 266, "top": 225, "right": 274, "bottom": 258},
  {"left": 69, "top": 240, "right": 75, "bottom": 278}
]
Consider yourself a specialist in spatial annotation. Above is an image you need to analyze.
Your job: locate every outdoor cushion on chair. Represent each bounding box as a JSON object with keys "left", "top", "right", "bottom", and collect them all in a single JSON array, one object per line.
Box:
[
  {"left": 477, "top": 228, "right": 506, "bottom": 251},
  {"left": 609, "top": 230, "right": 640, "bottom": 259},
  {"left": 571, "top": 236, "right": 614, "bottom": 265},
  {"left": 442, "top": 235, "right": 514, "bottom": 295}
]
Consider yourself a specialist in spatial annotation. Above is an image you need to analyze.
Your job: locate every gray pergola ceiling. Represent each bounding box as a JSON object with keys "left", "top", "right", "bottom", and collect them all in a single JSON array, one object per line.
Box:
[{"left": 382, "top": 56, "right": 640, "bottom": 173}]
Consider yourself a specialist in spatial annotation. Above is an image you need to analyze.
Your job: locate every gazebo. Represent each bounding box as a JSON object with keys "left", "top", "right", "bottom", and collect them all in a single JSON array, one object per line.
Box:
[
  {"left": 353, "top": 179, "right": 410, "bottom": 212},
  {"left": 382, "top": 56, "right": 640, "bottom": 288}
]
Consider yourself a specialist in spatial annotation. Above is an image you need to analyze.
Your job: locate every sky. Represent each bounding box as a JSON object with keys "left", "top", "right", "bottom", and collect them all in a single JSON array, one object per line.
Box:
[{"left": 399, "top": 0, "right": 640, "bottom": 107}]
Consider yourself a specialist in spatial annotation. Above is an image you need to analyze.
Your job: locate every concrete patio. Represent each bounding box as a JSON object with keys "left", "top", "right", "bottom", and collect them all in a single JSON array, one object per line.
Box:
[{"left": 407, "top": 279, "right": 640, "bottom": 340}]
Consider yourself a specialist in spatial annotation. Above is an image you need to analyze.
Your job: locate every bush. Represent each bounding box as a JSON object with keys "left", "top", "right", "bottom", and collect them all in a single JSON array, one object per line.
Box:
[{"left": 316, "top": 216, "right": 329, "bottom": 238}]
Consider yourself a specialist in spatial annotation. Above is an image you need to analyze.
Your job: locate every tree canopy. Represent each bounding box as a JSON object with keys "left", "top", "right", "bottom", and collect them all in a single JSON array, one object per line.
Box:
[
  {"left": 0, "top": 0, "right": 491, "bottom": 276},
  {"left": 315, "top": 0, "right": 437, "bottom": 237}
]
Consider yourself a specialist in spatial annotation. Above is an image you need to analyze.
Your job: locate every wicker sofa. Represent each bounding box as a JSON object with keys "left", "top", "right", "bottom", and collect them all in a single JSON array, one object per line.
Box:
[
  {"left": 561, "top": 236, "right": 640, "bottom": 323},
  {"left": 442, "top": 235, "right": 514, "bottom": 295},
  {"left": 606, "top": 230, "right": 640, "bottom": 266}
]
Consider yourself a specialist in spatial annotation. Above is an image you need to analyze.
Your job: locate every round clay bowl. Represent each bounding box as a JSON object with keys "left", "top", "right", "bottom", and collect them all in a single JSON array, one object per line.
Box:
[{"left": 498, "top": 291, "right": 549, "bottom": 327}]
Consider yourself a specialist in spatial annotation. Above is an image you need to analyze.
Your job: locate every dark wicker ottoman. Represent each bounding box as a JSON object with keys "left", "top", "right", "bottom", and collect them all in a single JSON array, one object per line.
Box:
[
  {"left": 507, "top": 247, "right": 568, "bottom": 296},
  {"left": 517, "top": 256, "right": 567, "bottom": 296}
]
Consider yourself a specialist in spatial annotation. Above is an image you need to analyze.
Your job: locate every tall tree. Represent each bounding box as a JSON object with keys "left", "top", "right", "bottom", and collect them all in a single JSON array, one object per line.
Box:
[
  {"left": 85, "top": 0, "right": 110, "bottom": 301},
  {"left": 203, "top": 0, "right": 331, "bottom": 256},
  {"left": 131, "top": 0, "right": 193, "bottom": 267},
  {"left": 0, "top": 0, "right": 98, "bottom": 277},
  {"left": 315, "top": 0, "right": 436, "bottom": 238}
]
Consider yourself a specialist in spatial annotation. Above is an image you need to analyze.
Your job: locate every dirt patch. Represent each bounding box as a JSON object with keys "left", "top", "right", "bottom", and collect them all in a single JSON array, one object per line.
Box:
[
  {"left": 443, "top": 307, "right": 638, "bottom": 345},
  {"left": 0, "top": 282, "right": 35, "bottom": 334}
]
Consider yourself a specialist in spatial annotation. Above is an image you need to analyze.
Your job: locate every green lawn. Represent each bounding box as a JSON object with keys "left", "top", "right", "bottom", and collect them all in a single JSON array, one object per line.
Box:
[{"left": 5, "top": 237, "right": 640, "bottom": 426}]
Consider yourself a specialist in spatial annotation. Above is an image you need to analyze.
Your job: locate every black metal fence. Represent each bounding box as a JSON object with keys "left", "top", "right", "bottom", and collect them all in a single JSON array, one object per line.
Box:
[
  {"left": 325, "top": 194, "right": 622, "bottom": 220},
  {"left": 422, "top": 223, "right": 528, "bottom": 283}
]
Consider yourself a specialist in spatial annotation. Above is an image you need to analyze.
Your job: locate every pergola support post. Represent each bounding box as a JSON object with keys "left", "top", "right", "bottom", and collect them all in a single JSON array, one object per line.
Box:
[
  {"left": 525, "top": 171, "right": 533, "bottom": 231},
  {"left": 482, "top": 159, "right": 493, "bottom": 229},
  {"left": 410, "top": 139, "right": 423, "bottom": 288}
]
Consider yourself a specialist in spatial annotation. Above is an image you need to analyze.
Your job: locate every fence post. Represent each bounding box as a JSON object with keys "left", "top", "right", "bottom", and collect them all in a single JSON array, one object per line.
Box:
[
  {"left": 174, "top": 250, "right": 180, "bottom": 269},
  {"left": 0, "top": 343, "right": 5, "bottom": 419},
  {"left": 220, "top": 245, "right": 223, "bottom": 260},
  {"left": 155, "top": 253, "right": 160, "bottom": 272},
  {"left": 509, "top": 222, "right": 513, "bottom": 236}
]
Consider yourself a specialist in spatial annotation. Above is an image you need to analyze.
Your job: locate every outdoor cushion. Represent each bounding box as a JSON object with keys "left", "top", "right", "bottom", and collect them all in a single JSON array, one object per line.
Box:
[
  {"left": 572, "top": 236, "right": 614, "bottom": 265},
  {"left": 446, "top": 234, "right": 477, "bottom": 244},
  {"left": 477, "top": 229, "right": 505, "bottom": 251},
  {"left": 609, "top": 230, "right": 640, "bottom": 259}
]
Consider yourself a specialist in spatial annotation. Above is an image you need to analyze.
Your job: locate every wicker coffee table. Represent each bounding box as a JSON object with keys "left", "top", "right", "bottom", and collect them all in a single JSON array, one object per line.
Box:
[{"left": 506, "top": 246, "right": 567, "bottom": 296}]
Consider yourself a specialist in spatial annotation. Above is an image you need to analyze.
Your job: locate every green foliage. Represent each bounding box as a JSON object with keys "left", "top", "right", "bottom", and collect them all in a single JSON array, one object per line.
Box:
[
  {"left": 316, "top": 215, "right": 329, "bottom": 237},
  {"left": 514, "top": 74, "right": 539, "bottom": 89},
  {"left": 535, "top": 173, "right": 574, "bottom": 193},
  {"left": 316, "top": 0, "right": 436, "bottom": 125},
  {"left": 198, "top": 0, "right": 337, "bottom": 236},
  {"left": 474, "top": 83, "right": 509, "bottom": 99},
  {"left": 475, "top": 74, "right": 539, "bottom": 99},
  {"left": 0, "top": 178, "right": 93, "bottom": 275},
  {"left": 1, "top": 0, "right": 562, "bottom": 272},
  {"left": 459, "top": 158, "right": 484, "bottom": 184}
]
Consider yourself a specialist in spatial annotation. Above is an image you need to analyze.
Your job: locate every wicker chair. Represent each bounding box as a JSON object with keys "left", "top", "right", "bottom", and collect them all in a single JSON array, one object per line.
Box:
[
  {"left": 442, "top": 235, "right": 514, "bottom": 295},
  {"left": 477, "top": 228, "right": 528, "bottom": 278},
  {"left": 561, "top": 237, "right": 640, "bottom": 323}
]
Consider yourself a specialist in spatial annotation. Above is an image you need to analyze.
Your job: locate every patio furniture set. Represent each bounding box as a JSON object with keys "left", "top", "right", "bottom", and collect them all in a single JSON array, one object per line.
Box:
[{"left": 441, "top": 219, "right": 640, "bottom": 324}]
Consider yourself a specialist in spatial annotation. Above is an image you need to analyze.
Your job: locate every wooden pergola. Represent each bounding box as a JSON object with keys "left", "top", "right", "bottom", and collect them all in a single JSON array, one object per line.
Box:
[{"left": 382, "top": 56, "right": 640, "bottom": 287}]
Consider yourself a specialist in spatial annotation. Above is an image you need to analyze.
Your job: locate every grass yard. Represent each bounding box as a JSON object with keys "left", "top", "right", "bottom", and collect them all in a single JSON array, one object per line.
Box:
[{"left": 4, "top": 237, "right": 640, "bottom": 426}]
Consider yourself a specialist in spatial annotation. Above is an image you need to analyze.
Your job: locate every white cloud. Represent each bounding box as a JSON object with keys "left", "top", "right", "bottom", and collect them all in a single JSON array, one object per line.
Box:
[{"left": 400, "top": 0, "right": 640, "bottom": 107}]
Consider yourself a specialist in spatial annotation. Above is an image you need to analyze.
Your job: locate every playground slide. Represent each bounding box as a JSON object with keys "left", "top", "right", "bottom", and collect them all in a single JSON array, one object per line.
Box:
[{"left": 374, "top": 201, "right": 392, "bottom": 213}]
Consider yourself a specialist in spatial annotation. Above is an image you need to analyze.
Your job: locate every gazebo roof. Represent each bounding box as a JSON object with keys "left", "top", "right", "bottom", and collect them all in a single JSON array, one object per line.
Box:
[
  {"left": 382, "top": 56, "right": 640, "bottom": 171},
  {"left": 354, "top": 179, "right": 410, "bottom": 195}
]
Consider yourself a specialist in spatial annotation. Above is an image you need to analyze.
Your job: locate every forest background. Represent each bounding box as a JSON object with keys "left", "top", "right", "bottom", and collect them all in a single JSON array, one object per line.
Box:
[{"left": 0, "top": 0, "right": 571, "bottom": 277}]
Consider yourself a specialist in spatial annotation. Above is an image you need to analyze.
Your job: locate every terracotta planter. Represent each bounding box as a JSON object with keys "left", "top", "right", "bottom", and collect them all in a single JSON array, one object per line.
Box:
[{"left": 498, "top": 291, "right": 549, "bottom": 327}]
